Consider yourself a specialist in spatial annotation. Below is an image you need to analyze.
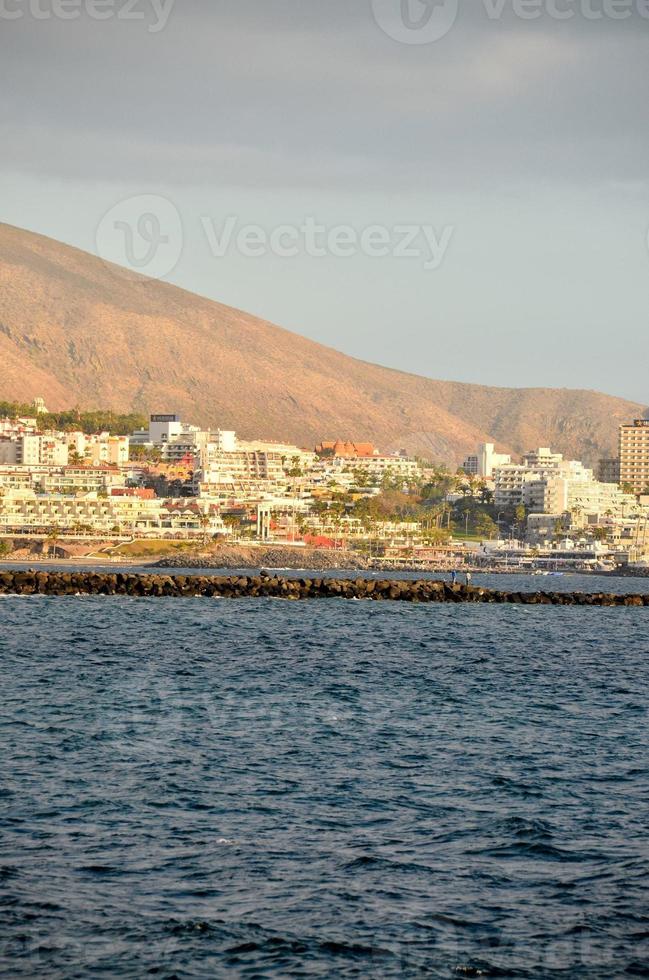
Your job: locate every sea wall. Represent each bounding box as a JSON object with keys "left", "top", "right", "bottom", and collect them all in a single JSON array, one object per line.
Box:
[
  {"left": 0, "top": 570, "right": 647, "bottom": 605},
  {"left": 155, "top": 546, "right": 373, "bottom": 571}
]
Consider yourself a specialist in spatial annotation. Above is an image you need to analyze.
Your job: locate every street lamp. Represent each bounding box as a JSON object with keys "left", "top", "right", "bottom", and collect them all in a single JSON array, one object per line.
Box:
[{"left": 496, "top": 511, "right": 506, "bottom": 538}]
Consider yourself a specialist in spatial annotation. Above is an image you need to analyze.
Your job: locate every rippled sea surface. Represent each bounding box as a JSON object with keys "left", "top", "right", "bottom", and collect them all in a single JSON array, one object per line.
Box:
[{"left": 1, "top": 595, "right": 648, "bottom": 978}]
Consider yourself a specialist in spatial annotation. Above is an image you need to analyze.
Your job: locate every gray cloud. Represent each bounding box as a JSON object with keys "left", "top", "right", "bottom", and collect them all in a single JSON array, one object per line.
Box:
[
  {"left": 1, "top": 1, "right": 648, "bottom": 188},
  {"left": 1, "top": 0, "right": 648, "bottom": 403}
]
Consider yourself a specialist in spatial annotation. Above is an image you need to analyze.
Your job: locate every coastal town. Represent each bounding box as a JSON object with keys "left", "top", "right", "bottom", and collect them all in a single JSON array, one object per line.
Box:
[{"left": 1, "top": 399, "right": 648, "bottom": 573}]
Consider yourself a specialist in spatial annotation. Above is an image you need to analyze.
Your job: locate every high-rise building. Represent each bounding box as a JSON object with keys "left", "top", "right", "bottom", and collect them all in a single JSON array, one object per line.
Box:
[
  {"left": 619, "top": 420, "right": 649, "bottom": 494},
  {"left": 462, "top": 443, "right": 511, "bottom": 479}
]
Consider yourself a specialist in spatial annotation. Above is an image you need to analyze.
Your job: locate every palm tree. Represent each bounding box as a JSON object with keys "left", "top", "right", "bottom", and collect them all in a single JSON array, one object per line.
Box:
[
  {"left": 199, "top": 512, "right": 213, "bottom": 545},
  {"left": 46, "top": 525, "right": 61, "bottom": 559}
]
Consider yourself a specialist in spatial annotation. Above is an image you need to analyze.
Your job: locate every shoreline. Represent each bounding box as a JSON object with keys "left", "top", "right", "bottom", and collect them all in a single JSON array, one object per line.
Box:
[
  {"left": 1, "top": 554, "right": 646, "bottom": 580},
  {"left": 2, "top": 543, "right": 647, "bottom": 579}
]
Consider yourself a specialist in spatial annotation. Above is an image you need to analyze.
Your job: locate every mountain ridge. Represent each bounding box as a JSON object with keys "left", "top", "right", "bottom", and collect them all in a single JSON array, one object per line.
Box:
[{"left": 0, "top": 221, "right": 644, "bottom": 465}]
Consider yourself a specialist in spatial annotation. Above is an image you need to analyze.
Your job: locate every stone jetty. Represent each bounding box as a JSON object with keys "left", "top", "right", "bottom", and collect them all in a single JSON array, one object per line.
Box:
[{"left": 0, "top": 570, "right": 647, "bottom": 606}]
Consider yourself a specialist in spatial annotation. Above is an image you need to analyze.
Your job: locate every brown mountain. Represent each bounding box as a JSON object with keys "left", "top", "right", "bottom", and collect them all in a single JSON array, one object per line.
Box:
[{"left": 0, "top": 222, "right": 644, "bottom": 464}]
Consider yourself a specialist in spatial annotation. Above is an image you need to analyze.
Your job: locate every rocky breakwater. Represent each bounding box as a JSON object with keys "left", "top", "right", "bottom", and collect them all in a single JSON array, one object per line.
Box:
[{"left": 0, "top": 570, "right": 648, "bottom": 606}]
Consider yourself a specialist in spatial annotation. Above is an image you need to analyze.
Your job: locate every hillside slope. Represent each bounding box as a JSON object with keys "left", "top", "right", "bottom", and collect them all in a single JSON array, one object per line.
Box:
[{"left": 0, "top": 222, "right": 643, "bottom": 464}]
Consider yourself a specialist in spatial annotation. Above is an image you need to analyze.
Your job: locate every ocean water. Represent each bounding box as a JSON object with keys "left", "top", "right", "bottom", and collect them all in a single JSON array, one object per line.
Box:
[{"left": 1, "top": 596, "right": 648, "bottom": 978}]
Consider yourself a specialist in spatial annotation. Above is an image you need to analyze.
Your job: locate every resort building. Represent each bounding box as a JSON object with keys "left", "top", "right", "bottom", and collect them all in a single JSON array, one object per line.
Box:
[
  {"left": 0, "top": 490, "right": 227, "bottom": 538},
  {"left": 0, "top": 464, "right": 128, "bottom": 495},
  {"left": 196, "top": 448, "right": 287, "bottom": 494},
  {"left": 493, "top": 449, "right": 567, "bottom": 510},
  {"left": 462, "top": 443, "right": 512, "bottom": 479},
  {"left": 322, "top": 453, "right": 421, "bottom": 483},
  {"left": 67, "top": 432, "right": 130, "bottom": 467},
  {"left": 495, "top": 449, "right": 639, "bottom": 522},
  {"left": 0, "top": 433, "right": 69, "bottom": 466},
  {"left": 619, "top": 419, "right": 649, "bottom": 494}
]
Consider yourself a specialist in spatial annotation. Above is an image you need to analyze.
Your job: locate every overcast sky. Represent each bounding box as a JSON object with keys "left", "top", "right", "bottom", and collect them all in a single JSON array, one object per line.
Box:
[{"left": 1, "top": 0, "right": 648, "bottom": 402}]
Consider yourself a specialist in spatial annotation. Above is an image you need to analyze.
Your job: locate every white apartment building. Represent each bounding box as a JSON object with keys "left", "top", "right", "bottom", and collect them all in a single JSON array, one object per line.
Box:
[
  {"left": 39, "top": 466, "right": 127, "bottom": 495},
  {"left": 562, "top": 478, "right": 638, "bottom": 523},
  {"left": 237, "top": 439, "right": 316, "bottom": 467},
  {"left": 0, "top": 465, "right": 127, "bottom": 495},
  {"left": 494, "top": 449, "right": 566, "bottom": 509},
  {"left": 0, "top": 490, "right": 227, "bottom": 538},
  {"left": 523, "top": 448, "right": 564, "bottom": 468},
  {"left": 160, "top": 430, "right": 238, "bottom": 465},
  {"left": 211, "top": 430, "right": 238, "bottom": 453},
  {"left": 495, "top": 449, "right": 639, "bottom": 521},
  {"left": 0, "top": 434, "right": 69, "bottom": 466},
  {"left": 463, "top": 443, "right": 512, "bottom": 479},
  {"left": 130, "top": 414, "right": 239, "bottom": 465},
  {"left": 148, "top": 413, "right": 186, "bottom": 444},
  {"left": 323, "top": 454, "right": 421, "bottom": 482},
  {"left": 197, "top": 448, "right": 287, "bottom": 492},
  {"left": 67, "top": 432, "right": 130, "bottom": 467},
  {"left": 131, "top": 414, "right": 192, "bottom": 446},
  {"left": 0, "top": 417, "right": 39, "bottom": 437}
]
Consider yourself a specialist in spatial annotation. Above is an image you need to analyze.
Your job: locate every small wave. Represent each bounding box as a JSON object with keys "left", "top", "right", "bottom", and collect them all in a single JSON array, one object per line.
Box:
[
  {"left": 474, "top": 841, "right": 598, "bottom": 862},
  {"left": 77, "top": 865, "right": 122, "bottom": 877}
]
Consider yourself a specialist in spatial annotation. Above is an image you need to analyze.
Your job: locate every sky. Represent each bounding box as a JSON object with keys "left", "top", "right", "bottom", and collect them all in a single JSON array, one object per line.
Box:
[{"left": 0, "top": 0, "right": 648, "bottom": 402}]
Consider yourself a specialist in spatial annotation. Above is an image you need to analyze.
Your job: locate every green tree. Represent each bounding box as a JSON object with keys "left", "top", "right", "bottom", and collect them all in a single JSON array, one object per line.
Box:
[
  {"left": 46, "top": 526, "right": 62, "bottom": 558},
  {"left": 222, "top": 514, "right": 242, "bottom": 536},
  {"left": 474, "top": 512, "right": 498, "bottom": 539},
  {"left": 515, "top": 504, "right": 527, "bottom": 540}
]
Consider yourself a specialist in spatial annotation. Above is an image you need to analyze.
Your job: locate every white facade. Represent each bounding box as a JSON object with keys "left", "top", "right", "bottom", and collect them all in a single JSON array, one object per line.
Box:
[
  {"left": 148, "top": 414, "right": 184, "bottom": 444},
  {"left": 323, "top": 455, "right": 420, "bottom": 481},
  {"left": 67, "top": 432, "right": 130, "bottom": 466},
  {"left": 495, "top": 449, "right": 639, "bottom": 521},
  {"left": 494, "top": 449, "right": 568, "bottom": 510},
  {"left": 0, "top": 490, "right": 227, "bottom": 538},
  {"left": 0, "top": 434, "right": 69, "bottom": 466},
  {"left": 0, "top": 465, "right": 126, "bottom": 494},
  {"left": 212, "top": 430, "right": 238, "bottom": 453},
  {"left": 463, "top": 443, "right": 511, "bottom": 479},
  {"left": 478, "top": 443, "right": 512, "bottom": 479},
  {"left": 198, "top": 449, "right": 286, "bottom": 491}
]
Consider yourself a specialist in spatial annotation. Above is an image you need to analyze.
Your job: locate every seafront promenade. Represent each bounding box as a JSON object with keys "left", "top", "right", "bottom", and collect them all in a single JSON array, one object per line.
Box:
[{"left": 1, "top": 570, "right": 648, "bottom": 606}]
